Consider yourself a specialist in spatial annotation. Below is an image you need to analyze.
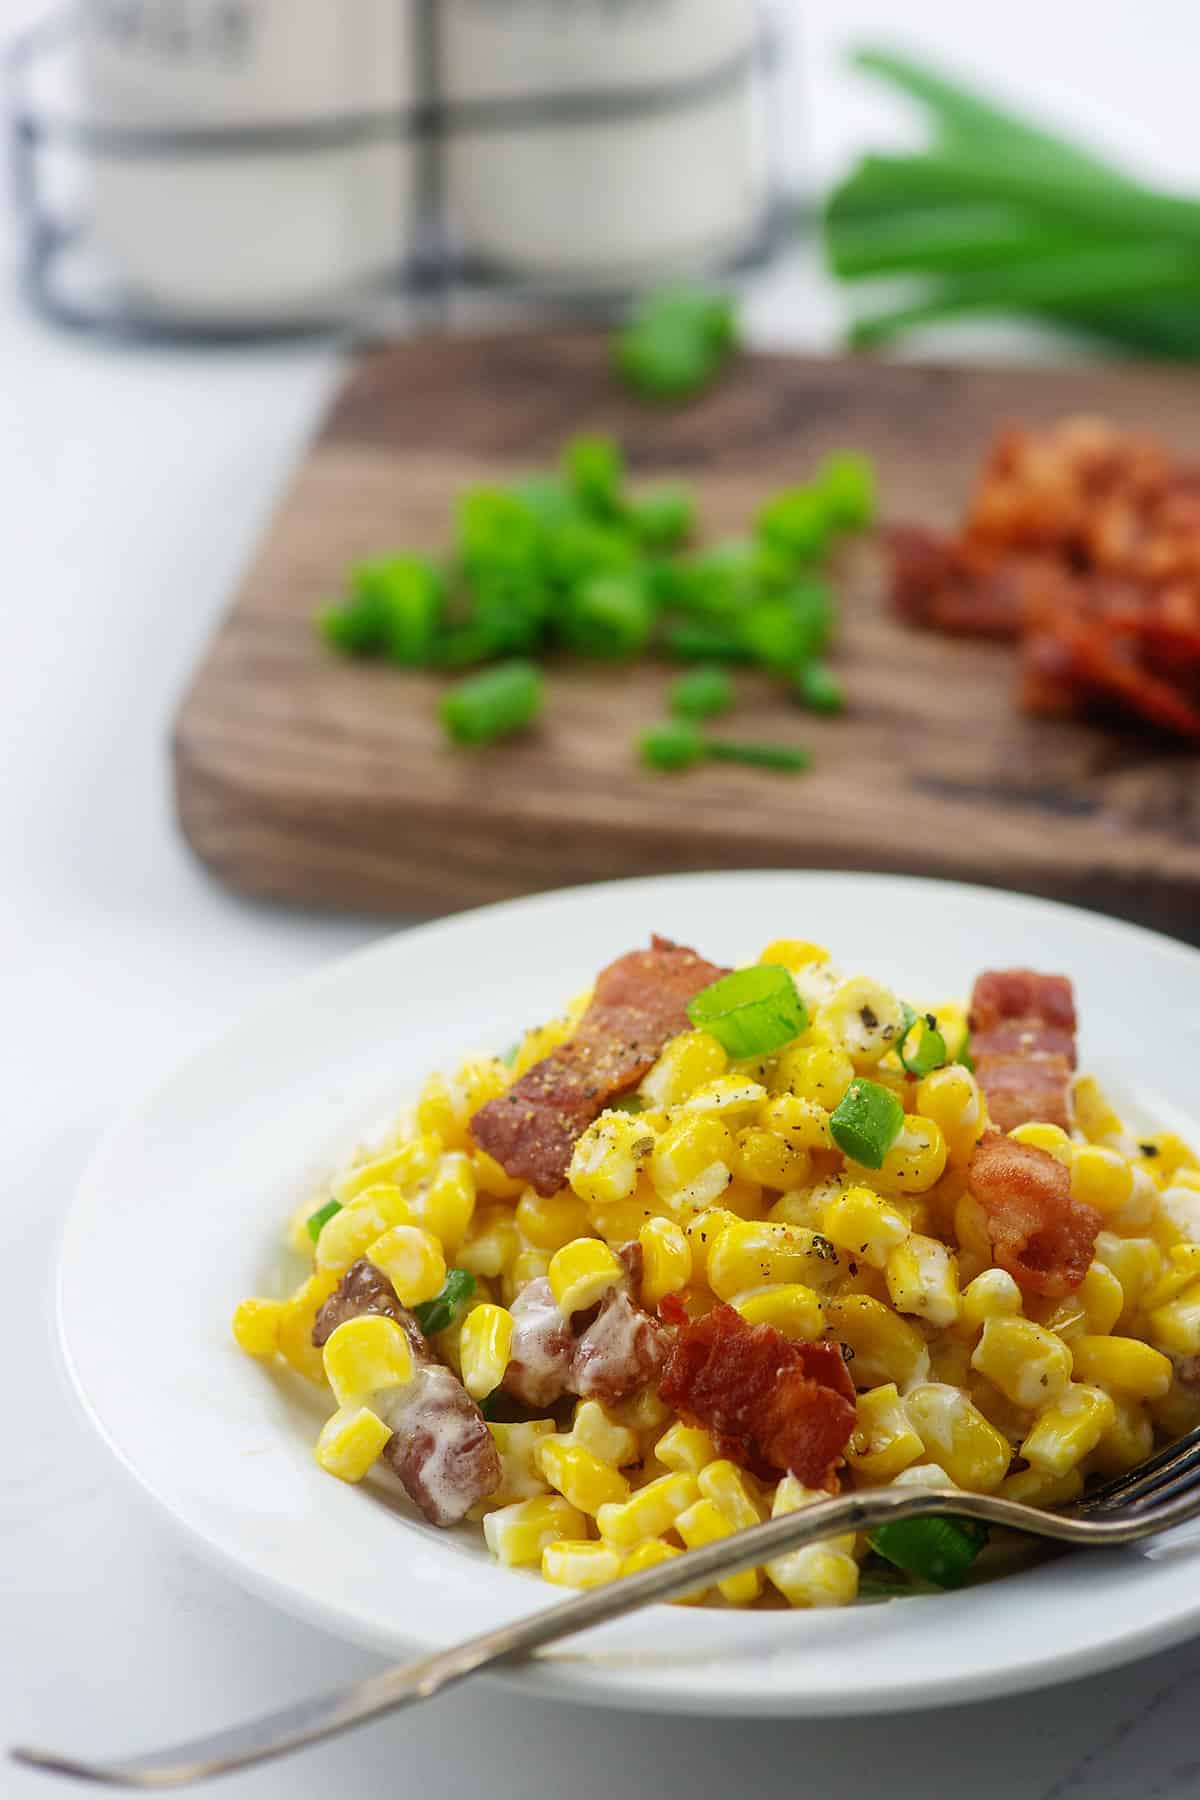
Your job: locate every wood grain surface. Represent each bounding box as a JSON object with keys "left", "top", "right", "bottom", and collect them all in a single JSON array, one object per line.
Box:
[{"left": 174, "top": 332, "right": 1200, "bottom": 934}]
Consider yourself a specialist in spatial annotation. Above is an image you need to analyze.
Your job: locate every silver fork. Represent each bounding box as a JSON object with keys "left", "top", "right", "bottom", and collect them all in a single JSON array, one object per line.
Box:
[{"left": 14, "top": 1423, "right": 1200, "bottom": 1790}]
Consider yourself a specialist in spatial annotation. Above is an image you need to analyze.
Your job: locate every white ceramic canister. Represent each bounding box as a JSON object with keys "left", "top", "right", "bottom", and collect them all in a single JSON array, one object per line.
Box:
[
  {"left": 80, "top": 0, "right": 418, "bottom": 323},
  {"left": 442, "top": 0, "right": 769, "bottom": 284}
]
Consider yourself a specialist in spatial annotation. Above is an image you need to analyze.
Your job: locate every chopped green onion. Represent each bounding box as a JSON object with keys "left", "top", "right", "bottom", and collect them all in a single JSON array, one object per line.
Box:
[
  {"left": 855, "top": 1559, "right": 916, "bottom": 1601},
  {"left": 415, "top": 1268, "right": 477, "bottom": 1337},
  {"left": 609, "top": 1092, "right": 646, "bottom": 1115},
  {"left": 896, "top": 1003, "right": 950, "bottom": 1078},
  {"left": 513, "top": 474, "right": 579, "bottom": 532},
  {"left": 816, "top": 451, "right": 877, "bottom": 530},
  {"left": 670, "top": 667, "right": 734, "bottom": 721},
  {"left": 563, "top": 434, "right": 625, "bottom": 518},
  {"left": 830, "top": 1077, "right": 905, "bottom": 1168},
  {"left": 664, "top": 622, "right": 751, "bottom": 663},
  {"left": 687, "top": 965, "right": 808, "bottom": 1057},
  {"left": 563, "top": 572, "right": 653, "bottom": 658},
  {"left": 306, "top": 1198, "right": 343, "bottom": 1243},
  {"left": 870, "top": 1516, "right": 988, "bottom": 1589},
  {"left": 439, "top": 661, "right": 543, "bottom": 747},
  {"left": 545, "top": 518, "right": 636, "bottom": 590},
  {"left": 639, "top": 719, "right": 707, "bottom": 771},
  {"left": 708, "top": 740, "right": 813, "bottom": 773},
  {"left": 457, "top": 489, "right": 542, "bottom": 579},
  {"left": 794, "top": 660, "right": 847, "bottom": 714},
  {"left": 629, "top": 486, "right": 696, "bottom": 551},
  {"left": 315, "top": 595, "right": 384, "bottom": 657},
  {"left": 351, "top": 555, "right": 445, "bottom": 666},
  {"left": 615, "top": 285, "right": 739, "bottom": 402},
  {"left": 741, "top": 584, "right": 834, "bottom": 671},
  {"left": 756, "top": 486, "right": 832, "bottom": 562},
  {"left": 501, "top": 1040, "right": 521, "bottom": 1066},
  {"left": 956, "top": 1040, "right": 976, "bottom": 1073}
]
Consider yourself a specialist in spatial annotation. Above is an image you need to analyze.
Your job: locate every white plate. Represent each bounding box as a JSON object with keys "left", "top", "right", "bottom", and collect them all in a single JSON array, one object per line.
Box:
[{"left": 58, "top": 872, "right": 1200, "bottom": 1716}]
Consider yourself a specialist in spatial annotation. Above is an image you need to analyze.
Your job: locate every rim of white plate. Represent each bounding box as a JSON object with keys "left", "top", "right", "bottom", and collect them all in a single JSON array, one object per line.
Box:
[{"left": 56, "top": 871, "right": 1200, "bottom": 1716}]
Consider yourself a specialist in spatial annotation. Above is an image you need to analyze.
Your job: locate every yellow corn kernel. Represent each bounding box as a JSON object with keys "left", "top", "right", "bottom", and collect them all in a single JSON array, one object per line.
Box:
[
  {"left": 287, "top": 1196, "right": 321, "bottom": 1259},
  {"left": 482, "top": 1495, "right": 588, "bottom": 1566},
  {"left": 1091, "top": 1396, "right": 1155, "bottom": 1478},
  {"left": 1147, "top": 1279, "right": 1200, "bottom": 1355},
  {"left": 768, "top": 1188, "right": 829, "bottom": 1230},
  {"left": 620, "top": 1537, "right": 703, "bottom": 1602},
  {"left": 315, "top": 1188, "right": 414, "bottom": 1274},
  {"left": 916, "top": 1065, "right": 986, "bottom": 1165},
  {"left": 569, "top": 1112, "right": 658, "bottom": 1209},
  {"left": 823, "top": 1294, "right": 930, "bottom": 1389},
  {"left": 952, "top": 1193, "right": 994, "bottom": 1282},
  {"left": 651, "top": 1115, "right": 736, "bottom": 1208},
  {"left": 922, "top": 1000, "right": 968, "bottom": 1062},
  {"left": 677, "top": 1207, "right": 731, "bottom": 1283},
  {"left": 720, "top": 1176, "right": 764, "bottom": 1221},
  {"left": 967, "top": 1373, "right": 1029, "bottom": 1443},
  {"left": 1000, "top": 1464, "right": 1084, "bottom": 1508},
  {"left": 314, "top": 1404, "right": 392, "bottom": 1483},
  {"left": 414, "top": 1153, "right": 476, "bottom": 1254},
  {"left": 768, "top": 1475, "right": 854, "bottom": 1554},
  {"left": 885, "top": 1233, "right": 960, "bottom": 1329},
  {"left": 472, "top": 1146, "right": 526, "bottom": 1200},
  {"left": 928, "top": 1334, "right": 973, "bottom": 1388},
  {"left": 231, "top": 1297, "right": 285, "bottom": 1359},
  {"left": 416, "top": 1071, "right": 465, "bottom": 1148},
  {"left": 459, "top": 1303, "right": 514, "bottom": 1400},
  {"left": 1073, "top": 1261, "right": 1125, "bottom": 1338},
  {"left": 817, "top": 977, "right": 907, "bottom": 1068},
  {"left": 682, "top": 1075, "right": 768, "bottom": 1118},
  {"left": 759, "top": 1093, "right": 834, "bottom": 1152},
  {"left": 874, "top": 1115, "right": 948, "bottom": 1197},
  {"left": 776, "top": 1043, "right": 856, "bottom": 1110},
  {"left": 846, "top": 1383, "right": 924, "bottom": 1483},
  {"left": 698, "top": 1460, "right": 766, "bottom": 1531},
  {"left": 1092, "top": 1233, "right": 1163, "bottom": 1324},
  {"left": 612, "top": 1386, "right": 673, "bottom": 1443},
  {"left": 541, "top": 1540, "right": 623, "bottom": 1589},
  {"left": 1152, "top": 1380, "right": 1200, "bottom": 1439},
  {"left": 708, "top": 1220, "right": 842, "bottom": 1301},
  {"left": 767, "top": 1544, "right": 860, "bottom": 1609},
  {"left": 1072, "top": 1074, "right": 1125, "bottom": 1146},
  {"left": 596, "top": 1472, "right": 700, "bottom": 1549},
  {"left": 1143, "top": 1243, "right": 1200, "bottom": 1313},
  {"left": 368, "top": 1224, "right": 446, "bottom": 1308},
  {"left": 458, "top": 1206, "right": 520, "bottom": 1279},
  {"left": 321, "top": 1314, "right": 415, "bottom": 1406},
  {"left": 570, "top": 1400, "right": 638, "bottom": 1468},
  {"left": 638, "top": 1216, "right": 692, "bottom": 1305},
  {"left": 822, "top": 1184, "right": 910, "bottom": 1270},
  {"left": 759, "top": 938, "right": 830, "bottom": 973},
  {"left": 1139, "top": 1133, "right": 1198, "bottom": 1187},
  {"left": 505, "top": 1248, "right": 551, "bottom": 1303},
  {"left": 641, "top": 1030, "right": 728, "bottom": 1109},
  {"left": 734, "top": 1283, "right": 825, "bottom": 1341},
  {"left": 514, "top": 1188, "right": 589, "bottom": 1254},
  {"left": 905, "top": 1382, "right": 1012, "bottom": 1492},
  {"left": 970, "top": 1316, "right": 1072, "bottom": 1409},
  {"left": 1009, "top": 1122, "right": 1075, "bottom": 1167},
  {"left": 1069, "top": 1145, "right": 1133, "bottom": 1220},
  {"left": 332, "top": 1136, "right": 442, "bottom": 1207},
  {"left": 654, "top": 1420, "right": 717, "bottom": 1475},
  {"left": 959, "top": 1268, "right": 1023, "bottom": 1335},
  {"left": 674, "top": 1497, "right": 761, "bottom": 1605},
  {"left": 537, "top": 1437, "right": 630, "bottom": 1513},
  {"left": 589, "top": 1179, "right": 668, "bottom": 1245},
  {"left": 512, "top": 1014, "right": 574, "bottom": 1080},
  {"left": 548, "top": 1237, "right": 624, "bottom": 1316},
  {"left": 487, "top": 1419, "right": 556, "bottom": 1504},
  {"left": 275, "top": 1270, "right": 340, "bottom": 1383},
  {"left": 733, "top": 1126, "right": 812, "bottom": 1192},
  {"left": 1156, "top": 1183, "right": 1200, "bottom": 1249},
  {"left": 1069, "top": 1334, "right": 1172, "bottom": 1401},
  {"left": 1021, "top": 1383, "right": 1115, "bottom": 1476}
]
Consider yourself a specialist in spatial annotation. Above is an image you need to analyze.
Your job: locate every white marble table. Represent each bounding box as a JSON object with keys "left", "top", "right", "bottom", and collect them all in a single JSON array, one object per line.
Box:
[{"left": 7, "top": 4, "right": 1200, "bottom": 1793}]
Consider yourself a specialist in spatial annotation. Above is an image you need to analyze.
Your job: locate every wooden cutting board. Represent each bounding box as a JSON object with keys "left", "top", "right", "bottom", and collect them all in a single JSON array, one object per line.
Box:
[{"left": 174, "top": 332, "right": 1200, "bottom": 935}]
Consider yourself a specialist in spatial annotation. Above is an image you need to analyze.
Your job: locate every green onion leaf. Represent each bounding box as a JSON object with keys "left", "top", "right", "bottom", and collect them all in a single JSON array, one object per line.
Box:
[
  {"left": 439, "top": 661, "right": 543, "bottom": 747},
  {"left": 708, "top": 740, "right": 813, "bottom": 773},
  {"left": 639, "top": 719, "right": 707, "bottom": 771},
  {"left": 306, "top": 1198, "right": 343, "bottom": 1243},
  {"left": 315, "top": 595, "right": 385, "bottom": 657},
  {"left": 664, "top": 622, "right": 752, "bottom": 664},
  {"left": 687, "top": 965, "right": 808, "bottom": 1057},
  {"left": 415, "top": 1268, "right": 477, "bottom": 1337},
  {"left": 870, "top": 1516, "right": 988, "bottom": 1589},
  {"left": 670, "top": 666, "right": 734, "bottom": 721},
  {"left": 897, "top": 1004, "right": 950, "bottom": 1078},
  {"left": 742, "top": 583, "right": 834, "bottom": 671},
  {"left": 794, "top": 660, "right": 846, "bottom": 714},
  {"left": 956, "top": 1040, "right": 976, "bottom": 1073},
  {"left": 629, "top": 485, "right": 697, "bottom": 551},
  {"left": 350, "top": 555, "right": 445, "bottom": 666},
  {"left": 563, "top": 434, "right": 625, "bottom": 519},
  {"left": 615, "top": 285, "right": 739, "bottom": 402},
  {"left": 756, "top": 487, "right": 832, "bottom": 563},
  {"left": 830, "top": 1078, "right": 905, "bottom": 1168},
  {"left": 562, "top": 572, "right": 653, "bottom": 659},
  {"left": 816, "top": 451, "right": 876, "bottom": 530}
]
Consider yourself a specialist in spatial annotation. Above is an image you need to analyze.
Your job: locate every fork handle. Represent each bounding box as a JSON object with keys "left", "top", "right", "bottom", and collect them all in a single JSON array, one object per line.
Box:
[{"left": 14, "top": 1481, "right": 1200, "bottom": 1790}]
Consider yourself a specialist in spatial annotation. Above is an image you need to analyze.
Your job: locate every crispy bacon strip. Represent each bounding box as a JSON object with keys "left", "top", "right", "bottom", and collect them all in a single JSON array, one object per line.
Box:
[
  {"left": 658, "top": 1302, "right": 856, "bottom": 1489},
  {"left": 968, "top": 1131, "right": 1100, "bottom": 1297},
  {"left": 969, "top": 968, "right": 1077, "bottom": 1133},
  {"left": 471, "top": 936, "right": 729, "bottom": 1196},
  {"left": 312, "top": 1260, "right": 500, "bottom": 1526}
]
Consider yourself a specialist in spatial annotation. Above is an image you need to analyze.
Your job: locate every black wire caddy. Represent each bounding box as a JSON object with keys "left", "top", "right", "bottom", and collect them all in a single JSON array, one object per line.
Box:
[{"left": 6, "top": 1, "right": 794, "bottom": 345}]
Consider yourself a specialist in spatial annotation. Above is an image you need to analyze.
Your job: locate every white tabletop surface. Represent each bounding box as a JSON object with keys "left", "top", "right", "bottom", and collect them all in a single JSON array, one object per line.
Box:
[{"left": 7, "top": 4, "right": 1200, "bottom": 1795}]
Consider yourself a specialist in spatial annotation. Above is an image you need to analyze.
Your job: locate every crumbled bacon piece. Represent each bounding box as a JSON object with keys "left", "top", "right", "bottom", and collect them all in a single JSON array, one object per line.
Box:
[
  {"left": 572, "top": 1290, "right": 668, "bottom": 1404},
  {"left": 471, "top": 936, "right": 729, "bottom": 1195},
  {"left": 502, "top": 1277, "right": 577, "bottom": 1408},
  {"left": 503, "top": 1264, "right": 668, "bottom": 1409},
  {"left": 312, "top": 1259, "right": 499, "bottom": 1526},
  {"left": 659, "top": 1302, "right": 856, "bottom": 1489},
  {"left": 968, "top": 1131, "right": 1100, "bottom": 1297},
  {"left": 969, "top": 968, "right": 1077, "bottom": 1133}
]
